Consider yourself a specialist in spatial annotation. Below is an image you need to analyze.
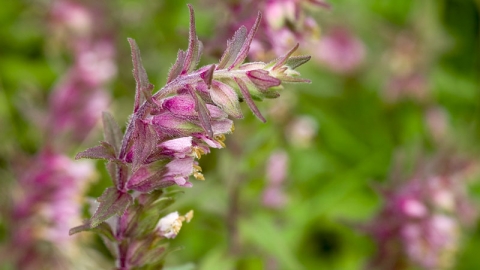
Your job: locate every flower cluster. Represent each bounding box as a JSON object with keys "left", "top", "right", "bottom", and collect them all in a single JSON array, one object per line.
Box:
[
  {"left": 49, "top": 0, "right": 116, "bottom": 142},
  {"left": 7, "top": 1, "right": 115, "bottom": 269},
  {"left": 367, "top": 157, "right": 477, "bottom": 270},
  {"left": 11, "top": 150, "right": 94, "bottom": 269},
  {"left": 313, "top": 27, "right": 365, "bottom": 74},
  {"left": 71, "top": 5, "right": 310, "bottom": 269},
  {"left": 210, "top": 0, "right": 328, "bottom": 61}
]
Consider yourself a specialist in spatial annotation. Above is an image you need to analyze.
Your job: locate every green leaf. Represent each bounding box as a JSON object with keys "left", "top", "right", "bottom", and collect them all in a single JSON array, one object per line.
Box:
[
  {"left": 70, "top": 187, "right": 133, "bottom": 235},
  {"left": 130, "top": 237, "right": 169, "bottom": 267},
  {"left": 92, "top": 188, "right": 133, "bottom": 228},
  {"left": 75, "top": 143, "right": 116, "bottom": 160}
]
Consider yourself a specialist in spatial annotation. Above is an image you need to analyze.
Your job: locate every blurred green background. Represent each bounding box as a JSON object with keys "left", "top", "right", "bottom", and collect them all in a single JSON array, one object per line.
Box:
[{"left": 0, "top": 0, "right": 479, "bottom": 269}]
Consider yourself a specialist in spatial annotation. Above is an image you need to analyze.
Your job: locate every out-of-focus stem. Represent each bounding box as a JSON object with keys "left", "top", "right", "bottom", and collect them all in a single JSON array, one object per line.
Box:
[{"left": 227, "top": 175, "right": 242, "bottom": 255}]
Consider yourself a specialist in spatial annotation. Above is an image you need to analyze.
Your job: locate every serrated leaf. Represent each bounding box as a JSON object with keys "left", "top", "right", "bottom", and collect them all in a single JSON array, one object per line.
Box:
[
  {"left": 210, "top": 81, "right": 243, "bottom": 119},
  {"left": 188, "top": 86, "right": 213, "bottom": 138},
  {"left": 218, "top": 26, "right": 247, "bottom": 69},
  {"left": 102, "top": 112, "right": 123, "bottom": 156},
  {"left": 167, "top": 50, "right": 186, "bottom": 83},
  {"left": 91, "top": 187, "right": 133, "bottom": 228},
  {"left": 75, "top": 144, "right": 116, "bottom": 160},
  {"left": 128, "top": 38, "right": 154, "bottom": 111},
  {"left": 234, "top": 77, "right": 266, "bottom": 122},
  {"left": 229, "top": 12, "right": 262, "bottom": 70}
]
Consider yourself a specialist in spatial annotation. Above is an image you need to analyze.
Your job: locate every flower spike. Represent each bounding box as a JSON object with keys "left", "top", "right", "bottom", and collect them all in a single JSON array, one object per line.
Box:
[{"left": 70, "top": 5, "right": 310, "bottom": 269}]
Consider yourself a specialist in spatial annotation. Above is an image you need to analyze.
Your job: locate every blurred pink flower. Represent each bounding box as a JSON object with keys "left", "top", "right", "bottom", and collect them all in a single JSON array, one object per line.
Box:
[
  {"left": 286, "top": 115, "right": 318, "bottom": 148},
  {"left": 367, "top": 158, "right": 478, "bottom": 270},
  {"left": 313, "top": 27, "right": 365, "bottom": 74},
  {"left": 262, "top": 150, "right": 289, "bottom": 208},
  {"left": 425, "top": 107, "right": 449, "bottom": 144},
  {"left": 382, "top": 32, "right": 430, "bottom": 103},
  {"left": 48, "top": 0, "right": 116, "bottom": 142},
  {"left": 7, "top": 1, "right": 116, "bottom": 268},
  {"left": 208, "top": 0, "right": 327, "bottom": 61},
  {"left": 12, "top": 150, "right": 94, "bottom": 268}
]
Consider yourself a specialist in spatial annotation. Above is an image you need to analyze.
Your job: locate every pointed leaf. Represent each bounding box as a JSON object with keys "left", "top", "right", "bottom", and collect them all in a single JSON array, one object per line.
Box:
[
  {"left": 229, "top": 12, "right": 262, "bottom": 70},
  {"left": 183, "top": 5, "right": 202, "bottom": 73},
  {"left": 278, "top": 74, "right": 311, "bottom": 83},
  {"left": 188, "top": 86, "right": 213, "bottom": 138},
  {"left": 167, "top": 50, "right": 186, "bottom": 83},
  {"left": 218, "top": 26, "right": 247, "bottom": 69},
  {"left": 201, "top": 64, "right": 215, "bottom": 88},
  {"left": 130, "top": 238, "right": 169, "bottom": 267},
  {"left": 102, "top": 112, "right": 123, "bottom": 156},
  {"left": 128, "top": 39, "right": 153, "bottom": 108},
  {"left": 91, "top": 222, "right": 116, "bottom": 241},
  {"left": 272, "top": 43, "right": 299, "bottom": 70},
  {"left": 210, "top": 81, "right": 243, "bottom": 118},
  {"left": 136, "top": 242, "right": 168, "bottom": 267},
  {"left": 69, "top": 223, "right": 91, "bottom": 235},
  {"left": 284, "top": 55, "right": 311, "bottom": 69},
  {"left": 70, "top": 188, "right": 133, "bottom": 234},
  {"left": 90, "top": 187, "right": 133, "bottom": 228},
  {"left": 234, "top": 77, "right": 266, "bottom": 122},
  {"left": 128, "top": 38, "right": 154, "bottom": 111},
  {"left": 75, "top": 143, "right": 116, "bottom": 160},
  {"left": 263, "top": 90, "right": 280, "bottom": 99}
]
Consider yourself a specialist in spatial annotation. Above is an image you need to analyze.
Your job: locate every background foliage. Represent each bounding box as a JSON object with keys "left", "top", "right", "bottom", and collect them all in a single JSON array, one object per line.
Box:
[{"left": 0, "top": 0, "right": 479, "bottom": 269}]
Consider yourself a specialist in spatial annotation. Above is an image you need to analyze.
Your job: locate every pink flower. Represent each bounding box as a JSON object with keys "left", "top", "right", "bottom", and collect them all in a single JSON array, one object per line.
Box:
[
  {"left": 367, "top": 157, "right": 477, "bottom": 270},
  {"left": 262, "top": 150, "right": 289, "bottom": 208},
  {"left": 313, "top": 27, "right": 365, "bottom": 74}
]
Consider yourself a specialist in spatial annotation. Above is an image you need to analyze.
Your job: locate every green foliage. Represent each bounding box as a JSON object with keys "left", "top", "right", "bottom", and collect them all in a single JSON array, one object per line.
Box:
[{"left": 1, "top": 0, "right": 479, "bottom": 269}]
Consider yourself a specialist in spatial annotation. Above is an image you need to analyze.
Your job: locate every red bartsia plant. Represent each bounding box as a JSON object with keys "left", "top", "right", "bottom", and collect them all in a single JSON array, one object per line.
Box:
[
  {"left": 70, "top": 5, "right": 310, "bottom": 269},
  {"left": 367, "top": 156, "right": 478, "bottom": 270}
]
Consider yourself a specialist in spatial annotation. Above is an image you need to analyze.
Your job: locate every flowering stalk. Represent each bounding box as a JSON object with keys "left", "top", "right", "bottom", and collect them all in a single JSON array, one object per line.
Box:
[
  {"left": 7, "top": 1, "right": 115, "bottom": 268},
  {"left": 70, "top": 5, "right": 310, "bottom": 269},
  {"left": 366, "top": 156, "right": 478, "bottom": 270},
  {"left": 208, "top": 0, "right": 329, "bottom": 61}
]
